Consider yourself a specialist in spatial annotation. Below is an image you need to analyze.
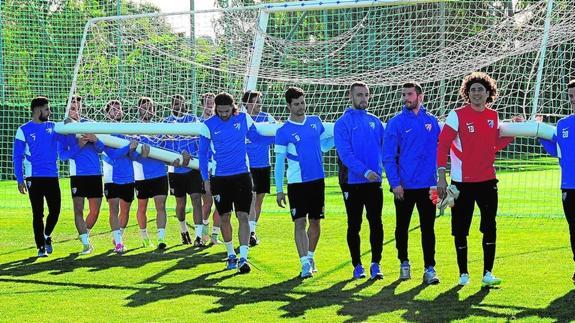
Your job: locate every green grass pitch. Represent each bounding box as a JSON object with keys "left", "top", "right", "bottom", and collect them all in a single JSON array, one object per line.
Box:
[{"left": 0, "top": 174, "right": 574, "bottom": 321}]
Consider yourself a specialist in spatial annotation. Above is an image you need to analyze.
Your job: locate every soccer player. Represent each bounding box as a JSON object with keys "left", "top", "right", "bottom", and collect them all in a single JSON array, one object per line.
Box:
[
  {"left": 437, "top": 72, "right": 518, "bottom": 287},
  {"left": 334, "top": 81, "right": 385, "bottom": 280},
  {"left": 164, "top": 94, "right": 205, "bottom": 246},
  {"left": 243, "top": 90, "right": 276, "bottom": 246},
  {"left": 199, "top": 92, "right": 259, "bottom": 274},
  {"left": 539, "top": 79, "right": 575, "bottom": 283},
  {"left": 133, "top": 97, "right": 169, "bottom": 250},
  {"left": 102, "top": 100, "right": 140, "bottom": 254},
  {"left": 199, "top": 92, "right": 222, "bottom": 244},
  {"left": 59, "top": 95, "right": 104, "bottom": 254},
  {"left": 275, "top": 87, "right": 327, "bottom": 278},
  {"left": 383, "top": 82, "right": 441, "bottom": 284},
  {"left": 13, "top": 96, "right": 68, "bottom": 257}
]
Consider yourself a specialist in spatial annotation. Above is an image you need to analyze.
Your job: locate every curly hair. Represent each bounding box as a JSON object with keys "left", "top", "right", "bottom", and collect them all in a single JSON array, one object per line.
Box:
[{"left": 459, "top": 72, "right": 498, "bottom": 103}]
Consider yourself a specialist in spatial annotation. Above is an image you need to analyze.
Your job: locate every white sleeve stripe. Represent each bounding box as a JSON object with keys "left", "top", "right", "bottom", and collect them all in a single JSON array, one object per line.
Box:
[
  {"left": 245, "top": 113, "right": 255, "bottom": 128},
  {"left": 199, "top": 123, "right": 211, "bottom": 139},
  {"left": 445, "top": 110, "right": 459, "bottom": 131},
  {"left": 274, "top": 145, "right": 287, "bottom": 154},
  {"left": 15, "top": 128, "right": 25, "bottom": 141}
]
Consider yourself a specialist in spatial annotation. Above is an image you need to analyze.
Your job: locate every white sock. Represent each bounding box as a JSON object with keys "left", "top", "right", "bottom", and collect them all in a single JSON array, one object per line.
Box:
[
  {"left": 179, "top": 220, "right": 188, "bottom": 233},
  {"left": 239, "top": 245, "right": 249, "bottom": 259},
  {"left": 202, "top": 218, "right": 210, "bottom": 225},
  {"left": 249, "top": 220, "right": 257, "bottom": 233},
  {"left": 158, "top": 228, "right": 166, "bottom": 240},
  {"left": 224, "top": 241, "right": 235, "bottom": 256},
  {"left": 195, "top": 224, "right": 204, "bottom": 238},
  {"left": 79, "top": 233, "right": 89, "bottom": 245},
  {"left": 113, "top": 230, "right": 122, "bottom": 245},
  {"left": 212, "top": 226, "right": 221, "bottom": 235},
  {"left": 140, "top": 228, "right": 149, "bottom": 239}
]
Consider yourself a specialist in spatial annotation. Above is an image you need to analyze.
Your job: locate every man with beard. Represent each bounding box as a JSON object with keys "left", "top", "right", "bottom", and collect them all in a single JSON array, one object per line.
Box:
[
  {"left": 275, "top": 87, "right": 327, "bottom": 278},
  {"left": 242, "top": 90, "right": 276, "bottom": 246},
  {"left": 59, "top": 95, "right": 105, "bottom": 254},
  {"left": 101, "top": 100, "right": 140, "bottom": 254},
  {"left": 133, "top": 97, "right": 170, "bottom": 250},
  {"left": 13, "top": 96, "right": 70, "bottom": 257},
  {"left": 199, "top": 92, "right": 261, "bottom": 274},
  {"left": 335, "top": 82, "right": 385, "bottom": 280},
  {"left": 383, "top": 82, "right": 441, "bottom": 284},
  {"left": 164, "top": 95, "right": 203, "bottom": 246}
]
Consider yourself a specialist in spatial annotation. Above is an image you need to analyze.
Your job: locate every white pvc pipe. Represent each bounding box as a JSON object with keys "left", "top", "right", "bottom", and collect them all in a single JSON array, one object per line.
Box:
[{"left": 96, "top": 134, "right": 197, "bottom": 169}]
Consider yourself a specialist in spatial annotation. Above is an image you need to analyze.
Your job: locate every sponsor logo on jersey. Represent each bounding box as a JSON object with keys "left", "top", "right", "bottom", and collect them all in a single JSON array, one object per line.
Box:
[{"left": 369, "top": 122, "right": 375, "bottom": 130}]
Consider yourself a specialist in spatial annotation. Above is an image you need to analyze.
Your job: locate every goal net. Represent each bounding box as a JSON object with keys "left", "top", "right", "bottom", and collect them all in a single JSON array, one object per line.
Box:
[{"left": 30, "top": 0, "right": 575, "bottom": 215}]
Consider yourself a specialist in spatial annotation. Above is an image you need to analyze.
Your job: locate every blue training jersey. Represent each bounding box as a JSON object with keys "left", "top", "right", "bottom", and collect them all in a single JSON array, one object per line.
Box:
[
  {"left": 334, "top": 107, "right": 385, "bottom": 185},
  {"left": 246, "top": 112, "right": 276, "bottom": 168},
  {"left": 163, "top": 114, "right": 199, "bottom": 174},
  {"left": 199, "top": 112, "right": 259, "bottom": 180},
  {"left": 102, "top": 135, "right": 140, "bottom": 184},
  {"left": 540, "top": 115, "right": 575, "bottom": 189},
  {"left": 132, "top": 135, "right": 168, "bottom": 181},
  {"left": 59, "top": 134, "right": 104, "bottom": 176},
  {"left": 383, "top": 106, "right": 440, "bottom": 189},
  {"left": 13, "top": 121, "right": 67, "bottom": 183},
  {"left": 274, "top": 115, "right": 325, "bottom": 189}
]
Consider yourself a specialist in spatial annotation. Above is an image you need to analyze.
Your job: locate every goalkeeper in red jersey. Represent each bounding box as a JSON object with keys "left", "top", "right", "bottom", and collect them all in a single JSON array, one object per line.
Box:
[{"left": 437, "top": 72, "right": 523, "bottom": 287}]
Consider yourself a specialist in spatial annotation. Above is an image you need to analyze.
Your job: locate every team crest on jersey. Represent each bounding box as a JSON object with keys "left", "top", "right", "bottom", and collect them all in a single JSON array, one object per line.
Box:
[
  {"left": 234, "top": 123, "right": 241, "bottom": 130},
  {"left": 291, "top": 208, "right": 297, "bottom": 216},
  {"left": 170, "top": 188, "right": 174, "bottom": 194},
  {"left": 104, "top": 189, "right": 109, "bottom": 197},
  {"left": 311, "top": 123, "right": 317, "bottom": 130},
  {"left": 563, "top": 192, "right": 567, "bottom": 201},
  {"left": 214, "top": 194, "right": 221, "bottom": 203},
  {"left": 369, "top": 122, "right": 375, "bottom": 130},
  {"left": 26, "top": 181, "right": 32, "bottom": 188},
  {"left": 562, "top": 127, "right": 569, "bottom": 138},
  {"left": 344, "top": 192, "right": 349, "bottom": 200},
  {"left": 425, "top": 123, "right": 432, "bottom": 132},
  {"left": 466, "top": 122, "right": 475, "bottom": 133},
  {"left": 487, "top": 119, "right": 494, "bottom": 128},
  {"left": 72, "top": 187, "right": 77, "bottom": 194}
]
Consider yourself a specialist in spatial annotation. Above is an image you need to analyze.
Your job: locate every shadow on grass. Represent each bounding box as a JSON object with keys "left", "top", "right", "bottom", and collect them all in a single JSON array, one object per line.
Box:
[
  {"left": 0, "top": 245, "right": 222, "bottom": 278},
  {"left": 514, "top": 289, "right": 575, "bottom": 322}
]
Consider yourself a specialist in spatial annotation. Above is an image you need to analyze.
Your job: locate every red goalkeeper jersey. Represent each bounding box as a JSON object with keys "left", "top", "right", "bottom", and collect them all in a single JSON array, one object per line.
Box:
[{"left": 437, "top": 104, "right": 513, "bottom": 183}]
